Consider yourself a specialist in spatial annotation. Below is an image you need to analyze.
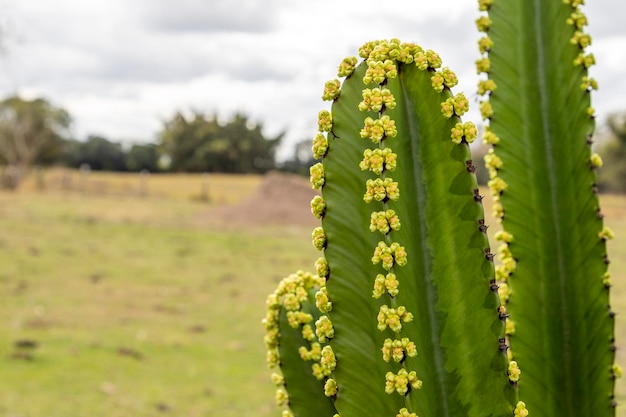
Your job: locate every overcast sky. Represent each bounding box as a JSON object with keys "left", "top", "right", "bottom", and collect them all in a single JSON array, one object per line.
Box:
[{"left": 0, "top": 0, "right": 624, "bottom": 160}]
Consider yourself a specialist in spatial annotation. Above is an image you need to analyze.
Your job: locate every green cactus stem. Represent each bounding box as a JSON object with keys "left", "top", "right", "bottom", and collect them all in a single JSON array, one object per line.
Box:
[
  {"left": 263, "top": 271, "right": 338, "bottom": 417},
  {"left": 477, "top": 0, "right": 618, "bottom": 415},
  {"left": 303, "top": 39, "right": 516, "bottom": 417}
]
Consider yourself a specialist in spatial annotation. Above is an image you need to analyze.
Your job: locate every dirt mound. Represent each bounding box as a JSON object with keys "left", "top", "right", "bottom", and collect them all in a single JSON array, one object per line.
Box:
[{"left": 204, "top": 172, "right": 319, "bottom": 227}]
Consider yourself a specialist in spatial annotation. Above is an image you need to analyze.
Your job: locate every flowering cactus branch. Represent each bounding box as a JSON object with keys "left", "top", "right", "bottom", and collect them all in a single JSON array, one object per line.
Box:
[
  {"left": 478, "top": 0, "right": 618, "bottom": 415},
  {"left": 266, "top": 38, "right": 518, "bottom": 417}
]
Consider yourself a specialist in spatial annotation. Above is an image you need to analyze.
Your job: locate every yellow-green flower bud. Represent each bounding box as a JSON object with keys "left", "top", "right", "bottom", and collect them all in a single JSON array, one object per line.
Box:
[
  {"left": 463, "top": 121, "right": 478, "bottom": 144},
  {"left": 315, "top": 315, "right": 334, "bottom": 342},
  {"left": 498, "top": 281, "right": 511, "bottom": 303},
  {"left": 360, "top": 116, "right": 396, "bottom": 142},
  {"left": 440, "top": 67, "right": 458, "bottom": 89},
  {"left": 310, "top": 195, "right": 326, "bottom": 219},
  {"left": 270, "top": 372, "right": 284, "bottom": 386},
  {"left": 373, "top": 272, "right": 400, "bottom": 298},
  {"left": 496, "top": 265, "right": 510, "bottom": 282},
  {"left": 508, "top": 360, "right": 521, "bottom": 382},
  {"left": 478, "top": 79, "right": 497, "bottom": 95},
  {"left": 495, "top": 230, "right": 514, "bottom": 243},
  {"left": 309, "top": 162, "right": 325, "bottom": 189},
  {"left": 364, "top": 60, "right": 387, "bottom": 85},
  {"left": 286, "top": 311, "right": 313, "bottom": 328},
  {"left": 431, "top": 72, "right": 445, "bottom": 93},
  {"left": 264, "top": 328, "right": 279, "bottom": 349},
  {"left": 505, "top": 318, "right": 516, "bottom": 335},
  {"left": 567, "top": 9, "right": 588, "bottom": 29},
  {"left": 315, "top": 287, "right": 332, "bottom": 313},
  {"left": 282, "top": 293, "right": 300, "bottom": 311},
  {"left": 590, "top": 153, "right": 603, "bottom": 168},
  {"left": 311, "top": 226, "right": 327, "bottom": 251},
  {"left": 441, "top": 98, "right": 455, "bottom": 119},
  {"left": 381, "top": 337, "right": 417, "bottom": 362},
  {"left": 266, "top": 348, "right": 279, "bottom": 368},
  {"left": 475, "top": 57, "right": 491, "bottom": 74},
  {"left": 317, "top": 110, "right": 332, "bottom": 132},
  {"left": 324, "top": 378, "right": 338, "bottom": 397},
  {"left": 482, "top": 129, "right": 500, "bottom": 145},
  {"left": 612, "top": 364, "right": 623, "bottom": 378},
  {"left": 453, "top": 93, "right": 470, "bottom": 116},
  {"left": 275, "top": 387, "right": 288, "bottom": 406},
  {"left": 588, "top": 106, "right": 595, "bottom": 117},
  {"left": 376, "top": 59, "right": 395, "bottom": 80},
  {"left": 476, "top": 15, "right": 492, "bottom": 32},
  {"left": 377, "top": 304, "right": 413, "bottom": 333},
  {"left": 478, "top": 0, "right": 494, "bottom": 11},
  {"left": 571, "top": 31, "right": 592, "bottom": 48},
  {"left": 480, "top": 100, "right": 494, "bottom": 119},
  {"left": 312, "top": 133, "right": 328, "bottom": 160},
  {"left": 337, "top": 56, "right": 358, "bottom": 77},
  {"left": 322, "top": 79, "right": 341, "bottom": 101},
  {"left": 484, "top": 148, "right": 503, "bottom": 177},
  {"left": 359, "top": 41, "right": 378, "bottom": 59},
  {"left": 369, "top": 210, "right": 401, "bottom": 234},
  {"left": 425, "top": 50, "right": 442, "bottom": 69},
  {"left": 478, "top": 36, "right": 494, "bottom": 53},
  {"left": 397, "top": 42, "right": 419, "bottom": 64},
  {"left": 372, "top": 241, "right": 407, "bottom": 270},
  {"left": 598, "top": 227, "right": 614, "bottom": 241},
  {"left": 514, "top": 401, "right": 529, "bottom": 417},
  {"left": 320, "top": 345, "right": 336, "bottom": 373},
  {"left": 360, "top": 148, "right": 397, "bottom": 174},
  {"left": 396, "top": 408, "right": 418, "bottom": 417},
  {"left": 315, "top": 256, "right": 329, "bottom": 278},
  {"left": 311, "top": 362, "right": 324, "bottom": 380},
  {"left": 414, "top": 51, "right": 428, "bottom": 71},
  {"left": 489, "top": 176, "right": 508, "bottom": 195},
  {"left": 301, "top": 324, "right": 315, "bottom": 341},
  {"left": 581, "top": 76, "right": 598, "bottom": 91},
  {"left": 373, "top": 274, "right": 387, "bottom": 299},
  {"left": 364, "top": 178, "right": 400, "bottom": 202},
  {"left": 385, "top": 368, "right": 422, "bottom": 395},
  {"left": 573, "top": 52, "right": 595, "bottom": 68}
]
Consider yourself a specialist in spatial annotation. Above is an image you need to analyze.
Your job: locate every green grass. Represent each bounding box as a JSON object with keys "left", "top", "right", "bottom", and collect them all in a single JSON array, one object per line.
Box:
[
  {"left": 0, "top": 174, "right": 317, "bottom": 417},
  {"left": 1, "top": 171, "right": 625, "bottom": 416}
]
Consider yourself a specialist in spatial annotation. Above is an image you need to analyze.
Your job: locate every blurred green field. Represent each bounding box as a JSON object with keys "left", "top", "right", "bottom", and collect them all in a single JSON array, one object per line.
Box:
[{"left": 0, "top": 170, "right": 625, "bottom": 416}]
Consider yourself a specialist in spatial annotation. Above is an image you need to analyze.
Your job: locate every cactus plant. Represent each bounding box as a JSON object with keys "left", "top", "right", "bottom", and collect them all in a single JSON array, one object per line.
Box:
[
  {"left": 478, "top": 0, "right": 617, "bottom": 416},
  {"left": 263, "top": 1, "right": 617, "bottom": 417}
]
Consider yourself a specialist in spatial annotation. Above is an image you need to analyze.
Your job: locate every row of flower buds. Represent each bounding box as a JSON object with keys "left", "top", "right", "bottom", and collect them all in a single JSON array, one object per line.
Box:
[
  {"left": 262, "top": 270, "right": 327, "bottom": 416},
  {"left": 303, "top": 51, "right": 364, "bottom": 406},
  {"left": 477, "top": 0, "right": 621, "bottom": 410},
  {"left": 357, "top": 40, "right": 420, "bottom": 413},
  {"left": 564, "top": 0, "right": 624, "bottom": 392},
  {"left": 475, "top": 0, "right": 525, "bottom": 401}
]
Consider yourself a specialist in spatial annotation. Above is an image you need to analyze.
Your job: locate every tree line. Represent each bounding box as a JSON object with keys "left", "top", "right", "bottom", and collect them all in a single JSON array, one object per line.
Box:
[
  {"left": 1, "top": 94, "right": 625, "bottom": 192},
  {"left": 0, "top": 95, "right": 287, "bottom": 189}
]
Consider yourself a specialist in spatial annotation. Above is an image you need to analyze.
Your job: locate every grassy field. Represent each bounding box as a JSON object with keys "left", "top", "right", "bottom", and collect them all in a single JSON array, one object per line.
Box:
[{"left": 1, "top": 169, "right": 625, "bottom": 416}]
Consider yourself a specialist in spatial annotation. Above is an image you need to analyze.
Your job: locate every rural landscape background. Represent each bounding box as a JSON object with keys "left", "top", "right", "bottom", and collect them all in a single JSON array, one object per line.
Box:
[{"left": 0, "top": 168, "right": 625, "bottom": 416}]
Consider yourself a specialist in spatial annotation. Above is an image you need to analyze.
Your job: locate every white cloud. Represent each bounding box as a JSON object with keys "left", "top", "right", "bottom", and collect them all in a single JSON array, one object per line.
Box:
[{"left": 0, "top": 0, "right": 624, "bottom": 161}]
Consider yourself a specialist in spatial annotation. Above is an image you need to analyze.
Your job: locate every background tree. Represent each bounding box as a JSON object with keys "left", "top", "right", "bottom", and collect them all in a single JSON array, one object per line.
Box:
[
  {"left": 0, "top": 95, "right": 71, "bottom": 188},
  {"left": 597, "top": 111, "right": 626, "bottom": 193},
  {"left": 158, "top": 112, "right": 282, "bottom": 173},
  {"left": 126, "top": 143, "right": 160, "bottom": 172},
  {"left": 64, "top": 135, "right": 127, "bottom": 171}
]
